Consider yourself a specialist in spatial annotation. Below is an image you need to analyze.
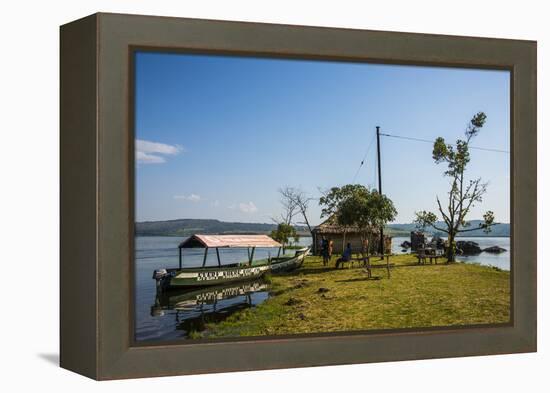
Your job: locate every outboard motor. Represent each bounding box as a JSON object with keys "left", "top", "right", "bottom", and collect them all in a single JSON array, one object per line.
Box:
[
  {"left": 150, "top": 305, "right": 165, "bottom": 317},
  {"left": 152, "top": 269, "right": 168, "bottom": 292}
]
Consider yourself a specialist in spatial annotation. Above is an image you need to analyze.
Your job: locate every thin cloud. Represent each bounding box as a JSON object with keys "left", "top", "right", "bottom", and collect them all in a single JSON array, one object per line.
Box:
[
  {"left": 239, "top": 201, "right": 258, "bottom": 214},
  {"left": 136, "top": 139, "right": 183, "bottom": 164},
  {"left": 136, "top": 151, "right": 166, "bottom": 164},
  {"left": 174, "top": 194, "right": 201, "bottom": 202}
]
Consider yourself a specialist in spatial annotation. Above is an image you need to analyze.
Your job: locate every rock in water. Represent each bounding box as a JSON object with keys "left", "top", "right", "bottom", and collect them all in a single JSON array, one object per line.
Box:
[
  {"left": 429, "top": 235, "right": 445, "bottom": 249},
  {"left": 400, "top": 240, "right": 411, "bottom": 248},
  {"left": 456, "top": 240, "right": 482, "bottom": 255},
  {"left": 483, "top": 245, "right": 507, "bottom": 254}
]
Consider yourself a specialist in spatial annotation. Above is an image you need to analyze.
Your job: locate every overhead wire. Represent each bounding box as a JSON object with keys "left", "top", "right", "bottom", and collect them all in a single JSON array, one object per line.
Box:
[
  {"left": 351, "top": 133, "right": 377, "bottom": 184},
  {"left": 350, "top": 129, "right": 508, "bottom": 190},
  {"left": 379, "top": 132, "right": 510, "bottom": 154}
]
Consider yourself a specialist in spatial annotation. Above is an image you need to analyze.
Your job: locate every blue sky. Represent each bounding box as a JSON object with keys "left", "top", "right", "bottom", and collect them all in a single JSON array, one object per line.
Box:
[{"left": 135, "top": 51, "right": 510, "bottom": 225}]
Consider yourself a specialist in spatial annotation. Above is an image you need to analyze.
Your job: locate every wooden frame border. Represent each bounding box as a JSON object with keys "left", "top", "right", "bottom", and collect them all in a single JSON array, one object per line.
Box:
[{"left": 60, "top": 12, "right": 536, "bottom": 380}]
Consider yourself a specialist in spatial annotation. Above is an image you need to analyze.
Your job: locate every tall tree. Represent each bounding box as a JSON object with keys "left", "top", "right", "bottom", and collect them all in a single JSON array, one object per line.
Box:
[
  {"left": 319, "top": 184, "right": 367, "bottom": 251},
  {"left": 319, "top": 184, "right": 366, "bottom": 219},
  {"left": 320, "top": 184, "right": 396, "bottom": 253},
  {"left": 415, "top": 112, "right": 496, "bottom": 262},
  {"left": 337, "top": 186, "right": 397, "bottom": 255}
]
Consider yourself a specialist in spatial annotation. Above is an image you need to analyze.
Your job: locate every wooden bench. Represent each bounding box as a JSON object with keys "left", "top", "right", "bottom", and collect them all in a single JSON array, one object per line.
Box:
[
  {"left": 335, "top": 254, "right": 394, "bottom": 279},
  {"left": 335, "top": 256, "right": 364, "bottom": 269},
  {"left": 416, "top": 249, "right": 445, "bottom": 265}
]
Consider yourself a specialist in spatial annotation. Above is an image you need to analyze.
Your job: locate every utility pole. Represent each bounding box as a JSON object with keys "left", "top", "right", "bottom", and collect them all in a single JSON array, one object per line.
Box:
[{"left": 376, "top": 126, "right": 384, "bottom": 257}]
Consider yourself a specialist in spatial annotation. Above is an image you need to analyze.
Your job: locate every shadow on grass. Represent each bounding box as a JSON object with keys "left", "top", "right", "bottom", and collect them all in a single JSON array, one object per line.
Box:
[
  {"left": 395, "top": 262, "right": 449, "bottom": 268},
  {"left": 284, "top": 267, "right": 335, "bottom": 276},
  {"left": 335, "top": 276, "right": 382, "bottom": 283}
]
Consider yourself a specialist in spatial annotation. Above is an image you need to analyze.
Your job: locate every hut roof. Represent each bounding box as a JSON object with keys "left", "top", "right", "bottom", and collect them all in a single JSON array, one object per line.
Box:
[
  {"left": 179, "top": 234, "right": 282, "bottom": 249},
  {"left": 312, "top": 215, "right": 366, "bottom": 235}
]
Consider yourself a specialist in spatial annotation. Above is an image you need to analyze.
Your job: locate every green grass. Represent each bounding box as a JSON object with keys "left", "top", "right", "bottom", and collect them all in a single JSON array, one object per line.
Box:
[{"left": 193, "top": 254, "right": 510, "bottom": 339}]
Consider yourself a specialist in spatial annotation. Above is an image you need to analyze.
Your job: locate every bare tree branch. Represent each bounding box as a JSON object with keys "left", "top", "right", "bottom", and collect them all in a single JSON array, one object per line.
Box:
[
  {"left": 277, "top": 186, "right": 314, "bottom": 236},
  {"left": 277, "top": 186, "right": 299, "bottom": 225},
  {"left": 436, "top": 196, "right": 451, "bottom": 226},
  {"left": 458, "top": 222, "right": 497, "bottom": 233}
]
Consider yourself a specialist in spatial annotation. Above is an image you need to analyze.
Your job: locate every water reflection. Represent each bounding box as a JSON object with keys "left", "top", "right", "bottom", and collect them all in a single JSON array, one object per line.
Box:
[{"left": 150, "top": 279, "right": 270, "bottom": 338}]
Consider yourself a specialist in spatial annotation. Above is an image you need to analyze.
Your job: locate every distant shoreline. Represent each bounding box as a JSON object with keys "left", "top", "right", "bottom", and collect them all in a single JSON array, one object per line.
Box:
[{"left": 135, "top": 218, "right": 510, "bottom": 238}]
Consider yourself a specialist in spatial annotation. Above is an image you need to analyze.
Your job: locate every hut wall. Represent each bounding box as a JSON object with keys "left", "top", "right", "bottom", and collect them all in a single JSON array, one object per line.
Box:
[
  {"left": 313, "top": 232, "right": 363, "bottom": 255},
  {"left": 313, "top": 232, "right": 391, "bottom": 255}
]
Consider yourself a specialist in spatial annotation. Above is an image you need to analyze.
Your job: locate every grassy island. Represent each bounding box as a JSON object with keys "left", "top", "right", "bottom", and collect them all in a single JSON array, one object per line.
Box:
[{"left": 192, "top": 254, "right": 510, "bottom": 339}]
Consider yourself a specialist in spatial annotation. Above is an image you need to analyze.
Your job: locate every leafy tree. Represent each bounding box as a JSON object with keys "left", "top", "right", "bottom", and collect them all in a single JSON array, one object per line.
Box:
[
  {"left": 270, "top": 223, "right": 297, "bottom": 251},
  {"left": 319, "top": 184, "right": 367, "bottom": 251},
  {"left": 319, "top": 184, "right": 366, "bottom": 219},
  {"left": 337, "top": 187, "right": 397, "bottom": 255},
  {"left": 415, "top": 112, "right": 496, "bottom": 262},
  {"left": 319, "top": 184, "right": 397, "bottom": 253}
]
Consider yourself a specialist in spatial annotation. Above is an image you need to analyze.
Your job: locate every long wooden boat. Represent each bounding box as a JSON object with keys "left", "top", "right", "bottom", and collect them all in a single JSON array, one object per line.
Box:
[
  {"left": 150, "top": 280, "right": 271, "bottom": 334},
  {"left": 153, "top": 234, "right": 309, "bottom": 291},
  {"left": 153, "top": 279, "right": 269, "bottom": 313}
]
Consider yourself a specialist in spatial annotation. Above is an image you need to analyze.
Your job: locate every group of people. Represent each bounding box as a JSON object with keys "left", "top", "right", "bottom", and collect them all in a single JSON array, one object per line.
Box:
[{"left": 320, "top": 237, "right": 353, "bottom": 268}]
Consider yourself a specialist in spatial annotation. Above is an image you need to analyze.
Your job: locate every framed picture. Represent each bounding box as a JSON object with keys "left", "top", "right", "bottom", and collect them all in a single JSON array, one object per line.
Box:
[{"left": 60, "top": 13, "right": 536, "bottom": 380}]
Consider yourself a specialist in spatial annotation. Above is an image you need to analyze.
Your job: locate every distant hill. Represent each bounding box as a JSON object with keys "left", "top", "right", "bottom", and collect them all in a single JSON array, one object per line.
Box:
[
  {"left": 136, "top": 218, "right": 509, "bottom": 237},
  {"left": 386, "top": 220, "right": 510, "bottom": 237},
  {"left": 135, "top": 218, "right": 309, "bottom": 237}
]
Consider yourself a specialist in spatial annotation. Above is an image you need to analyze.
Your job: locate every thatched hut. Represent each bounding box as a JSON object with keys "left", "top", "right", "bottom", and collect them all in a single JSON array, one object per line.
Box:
[{"left": 311, "top": 216, "right": 391, "bottom": 255}]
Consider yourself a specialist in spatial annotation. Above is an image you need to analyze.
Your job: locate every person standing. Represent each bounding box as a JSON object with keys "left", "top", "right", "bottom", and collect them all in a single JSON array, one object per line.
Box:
[
  {"left": 321, "top": 237, "right": 329, "bottom": 266},
  {"left": 362, "top": 238, "right": 369, "bottom": 255},
  {"left": 328, "top": 239, "right": 334, "bottom": 264}
]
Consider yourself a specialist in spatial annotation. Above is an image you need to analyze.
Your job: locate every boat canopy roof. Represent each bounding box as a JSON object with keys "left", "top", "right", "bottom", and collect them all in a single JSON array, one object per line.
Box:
[{"left": 178, "top": 234, "right": 282, "bottom": 249}]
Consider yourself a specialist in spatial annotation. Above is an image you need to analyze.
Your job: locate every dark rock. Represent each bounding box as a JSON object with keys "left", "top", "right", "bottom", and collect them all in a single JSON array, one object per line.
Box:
[
  {"left": 400, "top": 240, "right": 411, "bottom": 248},
  {"left": 483, "top": 246, "right": 507, "bottom": 254},
  {"left": 317, "top": 287, "right": 330, "bottom": 293},
  {"left": 428, "top": 235, "right": 445, "bottom": 249},
  {"left": 456, "top": 240, "right": 482, "bottom": 255}
]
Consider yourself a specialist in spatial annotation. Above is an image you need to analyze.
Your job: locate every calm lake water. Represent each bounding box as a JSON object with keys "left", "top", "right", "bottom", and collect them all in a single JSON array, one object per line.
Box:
[
  {"left": 135, "top": 235, "right": 509, "bottom": 342},
  {"left": 391, "top": 236, "right": 510, "bottom": 271},
  {"left": 134, "top": 236, "right": 311, "bottom": 342}
]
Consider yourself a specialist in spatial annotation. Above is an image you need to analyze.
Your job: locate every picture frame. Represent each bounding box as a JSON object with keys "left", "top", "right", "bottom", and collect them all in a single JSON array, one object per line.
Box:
[{"left": 60, "top": 12, "right": 536, "bottom": 380}]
